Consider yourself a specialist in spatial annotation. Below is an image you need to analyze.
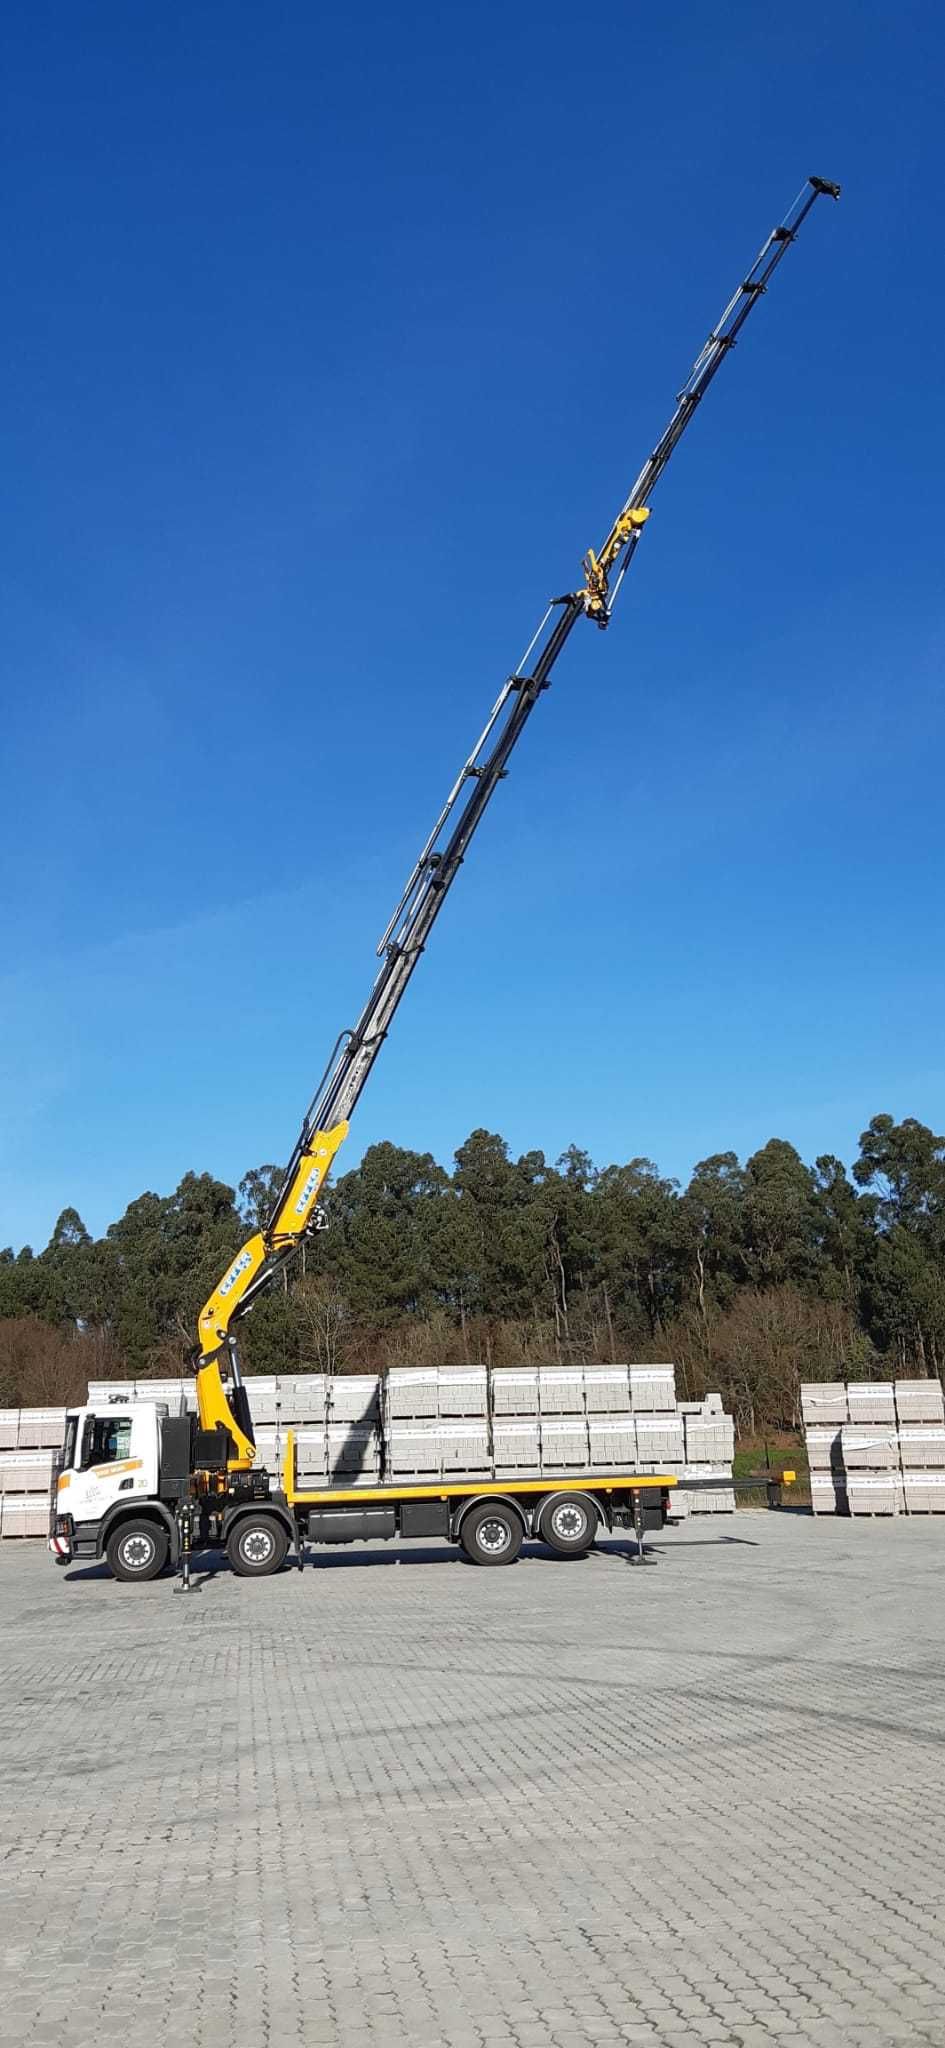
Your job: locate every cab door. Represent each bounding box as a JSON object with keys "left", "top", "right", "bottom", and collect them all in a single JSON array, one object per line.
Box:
[{"left": 67, "top": 1408, "right": 155, "bottom": 1526}]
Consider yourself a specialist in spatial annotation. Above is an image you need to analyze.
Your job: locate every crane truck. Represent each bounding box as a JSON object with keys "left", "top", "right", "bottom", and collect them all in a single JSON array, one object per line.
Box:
[{"left": 50, "top": 176, "right": 840, "bottom": 1583}]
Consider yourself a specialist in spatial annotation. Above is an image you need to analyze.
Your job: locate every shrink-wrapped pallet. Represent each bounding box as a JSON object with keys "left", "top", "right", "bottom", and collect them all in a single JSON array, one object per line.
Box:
[
  {"left": 894, "top": 1379, "right": 945, "bottom": 1425},
  {"left": 840, "top": 1425, "right": 899, "bottom": 1472},
  {"left": 436, "top": 1368, "right": 488, "bottom": 1418},
  {"left": 492, "top": 1421, "right": 541, "bottom": 1471},
  {"left": 540, "top": 1417, "right": 590, "bottom": 1467},
  {"left": 385, "top": 1369, "right": 438, "bottom": 1419},
  {"left": 847, "top": 1471, "right": 904, "bottom": 1516},
  {"left": 800, "top": 1382, "right": 848, "bottom": 1427},
  {"left": 587, "top": 1418, "right": 637, "bottom": 1466},
  {"left": 846, "top": 1381, "right": 896, "bottom": 1425},
  {"left": 537, "top": 1369, "right": 586, "bottom": 1414},
  {"left": 628, "top": 1365, "right": 676, "bottom": 1413},
  {"left": 328, "top": 1375, "right": 381, "bottom": 1423},
  {"left": 582, "top": 1368, "right": 633, "bottom": 1413},
  {"left": 490, "top": 1370, "right": 538, "bottom": 1415},
  {"left": 633, "top": 1415, "right": 685, "bottom": 1464}
]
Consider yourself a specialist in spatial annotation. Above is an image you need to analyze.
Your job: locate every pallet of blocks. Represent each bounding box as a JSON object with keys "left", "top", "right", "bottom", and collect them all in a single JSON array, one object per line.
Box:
[
  {"left": 841, "top": 1393, "right": 903, "bottom": 1515},
  {"left": 801, "top": 1383, "right": 848, "bottom": 1514},
  {"left": 803, "top": 1376, "right": 945, "bottom": 1516},
  {"left": 0, "top": 1441, "right": 55, "bottom": 1537},
  {"left": 896, "top": 1375, "right": 945, "bottom": 1513}
]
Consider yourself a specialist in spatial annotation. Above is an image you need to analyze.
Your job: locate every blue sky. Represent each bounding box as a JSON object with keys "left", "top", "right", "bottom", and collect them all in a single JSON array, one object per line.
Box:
[{"left": 2, "top": 0, "right": 943, "bottom": 1249}]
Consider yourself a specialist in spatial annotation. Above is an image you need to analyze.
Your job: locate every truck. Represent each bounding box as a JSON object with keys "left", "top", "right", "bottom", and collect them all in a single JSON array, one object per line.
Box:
[
  {"left": 52, "top": 1397, "right": 673, "bottom": 1577},
  {"left": 49, "top": 175, "right": 839, "bottom": 1583}
]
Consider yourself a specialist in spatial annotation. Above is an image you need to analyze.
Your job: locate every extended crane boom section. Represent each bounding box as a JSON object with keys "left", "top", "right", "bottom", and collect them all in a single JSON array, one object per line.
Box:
[{"left": 194, "top": 175, "right": 839, "bottom": 1461}]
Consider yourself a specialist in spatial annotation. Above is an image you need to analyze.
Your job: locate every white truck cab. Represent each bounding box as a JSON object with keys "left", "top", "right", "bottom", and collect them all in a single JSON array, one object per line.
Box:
[{"left": 51, "top": 1401, "right": 167, "bottom": 1576}]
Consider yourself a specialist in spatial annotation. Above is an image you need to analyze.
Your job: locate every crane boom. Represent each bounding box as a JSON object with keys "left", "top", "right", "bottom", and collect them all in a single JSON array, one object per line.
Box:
[{"left": 194, "top": 174, "right": 839, "bottom": 1463}]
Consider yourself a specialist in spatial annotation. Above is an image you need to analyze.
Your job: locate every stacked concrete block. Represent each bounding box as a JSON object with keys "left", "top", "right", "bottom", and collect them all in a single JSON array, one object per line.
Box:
[
  {"left": 386, "top": 1368, "right": 438, "bottom": 1418},
  {"left": 678, "top": 1463, "right": 737, "bottom": 1513},
  {"left": 325, "top": 1375, "right": 379, "bottom": 1423},
  {"left": 15, "top": 1408, "right": 66, "bottom": 1449},
  {"left": 435, "top": 1423, "right": 491, "bottom": 1473},
  {"left": 897, "top": 1425, "right": 945, "bottom": 1469},
  {"left": 537, "top": 1369, "right": 586, "bottom": 1414},
  {"left": 326, "top": 1424, "right": 382, "bottom": 1484},
  {"left": 847, "top": 1380, "right": 896, "bottom": 1426},
  {"left": 386, "top": 1424, "right": 441, "bottom": 1478},
  {"left": 629, "top": 1365, "right": 676, "bottom": 1412},
  {"left": 800, "top": 1383, "right": 848, "bottom": 1428},
  {"left": 490, "top": 1370, "right": 538, "bottom": 1415},
  {"left": 902, "top": 1470, "right": 945, "bottom": 1513},
  {"left": 242, "top": 1375, "right": 279, "bottom": 1424},
  {"left": 810, "top": 1469, "right": 849, "bottom": 1516},
  {"left": 583, "top": 1368, "right": 633, "bottom": 1412},
  {"left": 282, "top": 1376, "right": 328, "bottom": 1424},
  {"left": 683, "top": 1400, "right": 735, "bottom": 1463},
  {"left": 895, "top": 1379, "right": 945, "bottom": 1424},
  {"left": 802, "top": 1385, "right": 847, "bottom": 1514},
  {"left": 435, "top": 1367, "right": 488, "bottom": 1417},
  {"left": 0, "top": 1411, "right": 19, "bottom": 1449},
  {"left": 841, "top": 1417, "right": 903, "bottom": 1515},
  {"left": 587, "top": 1417, "right": 637, "bottom": 1467},
  {"left": 294, "top": 1429, "right": 330, "bottom": 1484},
  {"left": 846, "top": 1471, "right": 905, "bottom": 1516},
  {"left": 840, "top": 1425, "right": 900, "bottom": 1472},
  {"left": 0, "top": 1451, "right": 55, "bottom": 1494},
  {"left": 539, "top": 1417, "right": 590, "bottom": 1468},
  {"left": 1, "top": 1496, "right": 50, "bottom": 1536},
  {"left": 634, "top": 1414, "right": 685, "bottom": 1465},
  {"left": 492, "top": 1420, "right": 542, "bottom": 1473},
  {"left": 252, "top": 1427, "right": 282, "bottom": 1472}
]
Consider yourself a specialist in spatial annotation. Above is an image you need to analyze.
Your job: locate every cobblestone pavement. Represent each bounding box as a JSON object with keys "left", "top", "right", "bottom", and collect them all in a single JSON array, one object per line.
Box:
[{"left": 2, "top": 1514, "right": 945, "bottom": 2048}]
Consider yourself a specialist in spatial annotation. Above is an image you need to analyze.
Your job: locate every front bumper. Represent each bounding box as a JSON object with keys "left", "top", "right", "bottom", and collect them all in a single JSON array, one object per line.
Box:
[{"left": 49, "top": 1516, "right": 73, "bottom": 1564}]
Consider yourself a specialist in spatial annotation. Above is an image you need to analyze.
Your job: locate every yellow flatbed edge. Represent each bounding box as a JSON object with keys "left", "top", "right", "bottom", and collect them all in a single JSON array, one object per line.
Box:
[{"left": 280, "top": 1432, "right": 676, "bottom": 1507}]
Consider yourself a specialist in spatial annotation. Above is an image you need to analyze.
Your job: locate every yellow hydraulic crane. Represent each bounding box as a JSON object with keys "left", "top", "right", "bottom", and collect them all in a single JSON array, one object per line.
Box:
[{"left": 194, "top": 174, "right": 840, "bottom": 1469}]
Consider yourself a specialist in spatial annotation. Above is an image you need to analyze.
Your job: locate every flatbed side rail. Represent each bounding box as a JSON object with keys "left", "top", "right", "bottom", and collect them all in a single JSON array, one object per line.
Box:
[{"left": 281, "top": 1430, "right": 675, "bottom": 1508}]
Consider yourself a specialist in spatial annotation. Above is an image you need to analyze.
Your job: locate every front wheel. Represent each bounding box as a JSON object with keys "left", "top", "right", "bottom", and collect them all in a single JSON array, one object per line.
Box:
[
  {"left": 107, "top": 1519, "right": 169, "bottom": 1582},
  {"left": 226, "top": 1514, "right": 288, "bottom": 1578},
  {"left": 459, "top": 1502, "right": 523, "bottom": 1566}
]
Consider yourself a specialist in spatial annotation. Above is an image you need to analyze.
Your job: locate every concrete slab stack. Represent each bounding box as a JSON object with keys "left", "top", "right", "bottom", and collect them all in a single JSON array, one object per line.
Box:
[
  {"left": 629, "top": 1365, "right": 676, "bottom": 1412},
  {"left": 537, "top": 1369, "right": 586, "bottom": 1414},
  {"left": 583, "top": 1368, "right": 633, "bottom": 1412},
  {"left": 490, "top": 1371, "right": 538, "bottom": 1415},
  {"left": 0, "top": 1444, "right": 55, "bottom": 1537},
  {"left": 803, "top": 1376, "right": 945, "bottom": 1515},
  {"left": 802, "top": 1383, "right": 849, "bottom": 1514},
  {"left": 895, "top": 1378, "right": 945, "bottom": 1424},
  {"left": 895, "top": 1377, "right": 945, "bottom": 1515},
  {"left": 492, "top": 1419, "right": 542, "bottom": 1473},
  {"left": 0, "top": 1411, "right": 19, "bottom": 1450}
]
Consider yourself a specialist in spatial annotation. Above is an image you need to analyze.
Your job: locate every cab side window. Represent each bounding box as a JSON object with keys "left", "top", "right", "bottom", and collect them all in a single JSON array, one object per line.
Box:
[{"left": 81, "top": 1415, "right": 133, "bottom": 1467}]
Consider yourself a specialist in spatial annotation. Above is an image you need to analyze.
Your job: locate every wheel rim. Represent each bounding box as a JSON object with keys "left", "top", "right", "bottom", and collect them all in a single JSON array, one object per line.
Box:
[
  {"left": 477, "top": 1516, "right": 512, "bottom": 1554},
  {"left": 241, "top": 1527, "right": 275, "bottom": 1565},
  {"left": 551, "top": 1502, "right": 588, "bottom": 1543},
  {"left": 120, "top": 1532, "right": 155, "bottom": 1572}
]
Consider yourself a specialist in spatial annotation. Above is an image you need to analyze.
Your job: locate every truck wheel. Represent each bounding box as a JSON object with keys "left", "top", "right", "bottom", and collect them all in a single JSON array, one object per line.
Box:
[
  {"left": 227, "top": 1515, "right": 288, "bottom": 1577},
  {"left": 459, "top": 1502, "right": 523, "bottom": 1566},
  {"left": 107, "top": 1519, "right": 169, "bottom": 1582},
  {"left": 538, "top": 1493, "right": 597, "bottom": 1556}
]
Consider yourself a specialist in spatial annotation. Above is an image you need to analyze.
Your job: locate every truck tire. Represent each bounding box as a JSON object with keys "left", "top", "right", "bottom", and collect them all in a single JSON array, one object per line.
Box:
[
  {"left": 459, "top": 1501, "right": 523, "bottom": 1566},
  {"left": 226, "top": 1514, "right": 288, "bottom": 1578},
  {"left": 106, "top": 1519, "right": 169, "bottom": 1582},
  {"left": 538, "top": 1492, "right": 597, "bottom": 1556}
]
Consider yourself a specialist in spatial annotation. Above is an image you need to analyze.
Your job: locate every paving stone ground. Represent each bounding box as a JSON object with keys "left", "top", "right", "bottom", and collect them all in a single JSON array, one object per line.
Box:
[{"left": 1, "top": 1513, "right": 944, "bottom": 2048}]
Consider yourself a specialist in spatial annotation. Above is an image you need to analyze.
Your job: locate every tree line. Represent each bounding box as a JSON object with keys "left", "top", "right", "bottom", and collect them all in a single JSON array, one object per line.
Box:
[{"left": 2, "top": 1113, "right": 944, "bottom": 1437}]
